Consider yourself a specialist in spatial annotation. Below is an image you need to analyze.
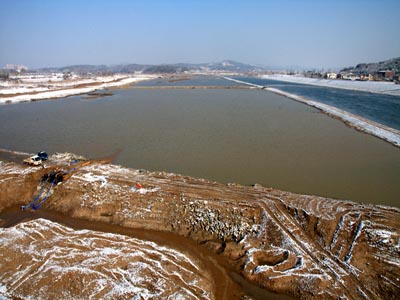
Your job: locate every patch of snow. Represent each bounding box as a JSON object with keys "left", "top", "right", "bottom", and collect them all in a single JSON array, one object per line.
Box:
[
  {"left": 260, "top": 74, "right": 400, "bottom": 96},
  {"left": 372, "top": 229, "right": 393, "bottom": 239},
  {"left": 223, "top": 76, "right": 264, "bottom": 89},
  {"left": 384, "top": 259, "right": 400, "bottom": 267},
  {"left": 0, "top": 219, "right": 214, "bottom": 300},
  {"left": 0, "top": 285, "right": 9, "bottom": 300},
  {"left": 0, "top": 75, "right": 155, "bottom": 104},
  {"left": 0, "top": 162, "right": 37, "bottom": 176},
  {"left": 131, "top": 187, "right": 161, "bottom": 195},
  {"left": 73, "top": 173, "right": 107, "bottom": 187}
]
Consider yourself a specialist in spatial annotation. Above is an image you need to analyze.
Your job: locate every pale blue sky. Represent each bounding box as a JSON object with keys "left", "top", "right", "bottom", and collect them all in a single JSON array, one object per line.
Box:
[{"left": 1, "top": 0, "right": 399, "bottom": 69}]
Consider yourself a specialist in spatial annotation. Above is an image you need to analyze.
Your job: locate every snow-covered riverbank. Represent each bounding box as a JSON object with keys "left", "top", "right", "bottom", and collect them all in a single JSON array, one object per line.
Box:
[
  {"left": 260, "top": 74, "right": 400, "bottom": 96},
  {"left": 0, "top": 74, "right": 156, "bottom": 104},
  {"left": 224, "top": 77, "right": 400, "bottom": 147}
]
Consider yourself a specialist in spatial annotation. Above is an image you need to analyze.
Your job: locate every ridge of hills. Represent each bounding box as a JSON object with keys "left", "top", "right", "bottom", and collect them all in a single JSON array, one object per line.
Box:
[{"left": 33, "top": 60, "right": 263, "bottom": 74}]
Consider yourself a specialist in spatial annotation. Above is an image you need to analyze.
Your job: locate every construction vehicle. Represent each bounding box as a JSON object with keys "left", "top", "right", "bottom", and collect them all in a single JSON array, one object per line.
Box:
[{"left": 23, "top": 151, "right": 48, "bottom": 166}]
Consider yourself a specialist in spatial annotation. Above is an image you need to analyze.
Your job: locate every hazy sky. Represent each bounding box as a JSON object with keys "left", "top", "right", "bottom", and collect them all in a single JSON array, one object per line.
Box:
[{"left": 1, "top": 0, "right": 399, "bottom": 69}]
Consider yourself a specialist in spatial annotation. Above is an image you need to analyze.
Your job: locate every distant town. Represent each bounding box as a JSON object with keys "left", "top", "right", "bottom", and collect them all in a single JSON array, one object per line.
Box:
[
  {"left": 288, "top": 60, "right": 400, "bottom": 83},
  {"left": 282, "top": 69, "right": 399, "bottom": 82},
  {"left": 265, "top": 57, "right": 400, "bottom": 83}
]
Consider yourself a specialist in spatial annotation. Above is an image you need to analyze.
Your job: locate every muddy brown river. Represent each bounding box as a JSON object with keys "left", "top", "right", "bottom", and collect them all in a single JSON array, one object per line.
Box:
[{"left": 0, "top": 78, "right": 399, "bottom": 206}]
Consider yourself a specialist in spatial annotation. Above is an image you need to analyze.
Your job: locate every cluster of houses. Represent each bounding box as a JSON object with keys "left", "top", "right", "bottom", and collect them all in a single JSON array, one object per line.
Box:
[{"left": 303, "top": 70, "right": 399, "bottom": 83}]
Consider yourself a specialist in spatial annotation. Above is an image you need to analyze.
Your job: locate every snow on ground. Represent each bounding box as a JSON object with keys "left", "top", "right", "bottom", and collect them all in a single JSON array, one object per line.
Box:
[
  {"left": 0, "top": 218, "right": 214, "bottom": 300},
  {"left": 0, "top": 161, "right": 37, "bottom": 176},
  {"left": 0, "top": 74, "right": 96, "bottom": 94},
  {"left": 0, "top": 74, "right": 155, "bottom": 104},
  {"left": 74, "top": 172, "right": 108, "bottom": 187},
  {"left": 260, "top": 74, "right": 400, "bottom": 96},
  {"left": 224, "top": 77, "right": 400, "bottom": 147},
  {"left": 131, "top": 186, "right": 161, "bottom": 195}
]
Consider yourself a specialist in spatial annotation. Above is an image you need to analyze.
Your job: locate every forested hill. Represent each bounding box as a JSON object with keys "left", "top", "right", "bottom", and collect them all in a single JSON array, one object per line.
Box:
[{"left": 340, "top": 57, "right": 400, "bottom": 75}]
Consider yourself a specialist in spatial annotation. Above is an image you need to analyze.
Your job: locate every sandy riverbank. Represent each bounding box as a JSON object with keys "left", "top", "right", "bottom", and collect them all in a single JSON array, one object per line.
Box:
[
  {"left": 224, "top": 77, "right": 400, "bottom": 147},
  {"left": 0, "top": 74, "right": 156, "bottom": 104},
  {"left": 260, "top": 74, "right": 400, "bottom": 96},
  {"left": 0, "top": 152, "right": 399, "bottom": 299}
]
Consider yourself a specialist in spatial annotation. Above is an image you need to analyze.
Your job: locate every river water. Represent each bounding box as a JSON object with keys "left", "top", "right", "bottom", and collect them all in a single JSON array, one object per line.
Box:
[
  {"left": 0, "top": 76, "right": 399, "bottom": 206},
  {"left": 234, "top": 76, "right": 400, "bottom": 130}
]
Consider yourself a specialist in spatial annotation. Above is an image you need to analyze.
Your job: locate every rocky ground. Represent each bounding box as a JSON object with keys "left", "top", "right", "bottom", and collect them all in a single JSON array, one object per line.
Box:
[{"left": 0, "top": 153, "right": 399, "bottom": 299}]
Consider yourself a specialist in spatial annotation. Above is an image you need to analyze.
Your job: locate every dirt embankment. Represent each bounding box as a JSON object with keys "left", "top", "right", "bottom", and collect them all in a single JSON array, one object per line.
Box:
[{"left": 0, "top": 154, "right": 399, "bottom": 300}]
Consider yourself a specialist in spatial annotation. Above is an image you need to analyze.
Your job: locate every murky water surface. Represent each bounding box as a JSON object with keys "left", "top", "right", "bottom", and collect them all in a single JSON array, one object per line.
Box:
[
  {"left": 235, "top": 76, "right": 400, "bottom": 130},
  {"left": 0, "top": 76, "right": 399, "bottom": 206}
]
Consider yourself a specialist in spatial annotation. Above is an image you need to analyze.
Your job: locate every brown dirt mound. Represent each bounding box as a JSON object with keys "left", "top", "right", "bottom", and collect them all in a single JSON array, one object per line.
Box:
[{"left": 0, "top": 154, "right": 399, "bottom": 299}]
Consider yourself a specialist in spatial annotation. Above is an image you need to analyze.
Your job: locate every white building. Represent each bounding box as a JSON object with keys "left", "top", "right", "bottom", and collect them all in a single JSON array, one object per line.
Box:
[{"left": 326, "top": 73, "right": 337, "bottom": 79}]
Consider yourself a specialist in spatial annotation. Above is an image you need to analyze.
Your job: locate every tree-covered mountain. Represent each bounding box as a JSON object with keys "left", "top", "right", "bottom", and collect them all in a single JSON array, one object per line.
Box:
[
  {"left": 209, "top": 60, "right": 263, "bottom": 72},
  {"left": 340, "top": 57, "right": 400, "bottom": 75}
]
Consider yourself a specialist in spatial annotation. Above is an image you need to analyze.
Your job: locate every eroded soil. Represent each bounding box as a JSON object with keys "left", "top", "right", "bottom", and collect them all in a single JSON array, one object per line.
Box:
[{"left": 0, "top": 153, "right": 399, "bottom": 299}]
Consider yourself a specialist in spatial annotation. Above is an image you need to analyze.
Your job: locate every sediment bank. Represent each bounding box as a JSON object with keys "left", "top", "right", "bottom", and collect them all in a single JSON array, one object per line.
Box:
[{"left": 1, "top": 153, "right": 399, "bottom": 299}]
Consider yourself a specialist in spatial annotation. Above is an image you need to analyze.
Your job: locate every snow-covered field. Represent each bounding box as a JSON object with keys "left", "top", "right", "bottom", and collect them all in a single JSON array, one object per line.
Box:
[
  {"left": 260, "top": 74, "right": 400, "bottom": 96},
  {"left": 224, "top": 77, "right": 400, "bottom": 147},
  {"left": 0, "top": 74, "right": 156, "bottom": 104}
]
